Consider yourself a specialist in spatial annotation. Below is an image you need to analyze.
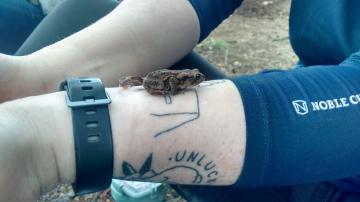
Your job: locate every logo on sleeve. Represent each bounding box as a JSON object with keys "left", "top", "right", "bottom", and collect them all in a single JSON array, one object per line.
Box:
[
  {"left": 292, "top": 94, "right": 360, "bottom": 116},
  {"left": 292, "top": 100, "right": 308, "bottom": 115}
]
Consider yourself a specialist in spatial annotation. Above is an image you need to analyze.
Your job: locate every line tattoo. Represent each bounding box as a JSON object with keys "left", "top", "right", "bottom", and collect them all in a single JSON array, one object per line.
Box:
[
  {"left": 117, "top": 151, "right": 219, "bottom": 185},
  {"left": 164, "top": 94, "right": 172, "bottom": 104},
  {"left": 150, "top": 89, "right": 200, "bottom": 138},
  {"left": 198, "top": 80, "right": 226, "bottom": 88},
  {"left": 148, "top": 80, "right": 226, "bottom": 138}
]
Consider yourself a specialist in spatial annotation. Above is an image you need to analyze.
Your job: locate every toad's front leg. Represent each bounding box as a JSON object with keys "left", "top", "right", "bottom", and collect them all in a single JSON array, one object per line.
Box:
[
  {"left": 168, "top": 77, "right": 180, "bottom": 95},
  {"left": 143, "top": 78, "right": 167, "bottom": 95}
]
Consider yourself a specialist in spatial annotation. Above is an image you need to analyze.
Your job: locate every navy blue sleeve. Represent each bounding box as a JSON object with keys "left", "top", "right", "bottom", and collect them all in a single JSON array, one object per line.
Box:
[
  {"left": 231, "top": 50, "right": 360, "bottom": 187},
  {"left": 188, "top": 0, "right": 243, "bottom": 41}
]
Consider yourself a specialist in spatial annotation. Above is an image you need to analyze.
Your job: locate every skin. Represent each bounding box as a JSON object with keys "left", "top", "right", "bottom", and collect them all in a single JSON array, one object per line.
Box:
[
  {"left": 0, "top": 0, "right": 247, "bottom": 201},
  {"left": 0, "top": 0, "right": 200, "bottom": 103},
  {"left": 0, "top": 80, "right": 246, "bottom": 201}
]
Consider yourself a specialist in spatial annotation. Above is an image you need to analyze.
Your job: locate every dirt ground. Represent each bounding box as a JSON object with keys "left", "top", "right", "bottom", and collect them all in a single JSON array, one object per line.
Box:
[
  {"left": 40, "top": 0, "right": 296, "bottom": 201},
  {"left": 196, "top": 0, "right": 297, "bottom": 76}
]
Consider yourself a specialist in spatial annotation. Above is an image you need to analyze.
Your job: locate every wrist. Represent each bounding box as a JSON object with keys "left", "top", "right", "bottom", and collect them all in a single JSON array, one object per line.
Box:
[
  {"left": 16, "top": 92, "right": 75, "bottom": 184},
  {"left": 46, "top": 92, "right": 76, "bottom": 184}
]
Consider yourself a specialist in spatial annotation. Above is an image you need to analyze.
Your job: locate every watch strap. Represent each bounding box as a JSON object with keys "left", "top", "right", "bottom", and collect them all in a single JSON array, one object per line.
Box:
[{"left": 61, "top": 78, "right": 113, "bottom": 195}]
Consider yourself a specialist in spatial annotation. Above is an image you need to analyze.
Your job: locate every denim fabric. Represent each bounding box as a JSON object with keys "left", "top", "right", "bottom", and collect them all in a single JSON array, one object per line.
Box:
[{"left": 0, "top": 0, "right": 44, "bottom": 54}]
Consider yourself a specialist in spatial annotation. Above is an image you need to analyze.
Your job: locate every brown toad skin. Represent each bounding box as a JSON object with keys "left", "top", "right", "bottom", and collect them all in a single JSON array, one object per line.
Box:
[
  {"left": 119, "top": 76, "right": 143, "bottom": 88},
  {"left": 119, "top": 69, "right": 205, "bottom": 95}
]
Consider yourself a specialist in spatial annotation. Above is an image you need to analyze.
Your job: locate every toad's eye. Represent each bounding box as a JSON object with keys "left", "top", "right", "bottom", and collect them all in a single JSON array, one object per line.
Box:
[{"left": 195, "top": 74, "right": 202, "bottom": 79}]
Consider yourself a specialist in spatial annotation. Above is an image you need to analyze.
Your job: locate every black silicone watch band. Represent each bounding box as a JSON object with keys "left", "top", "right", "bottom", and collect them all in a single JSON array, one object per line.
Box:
[{"left": 60, "top": 78, "right": 113, "bottom": 195}]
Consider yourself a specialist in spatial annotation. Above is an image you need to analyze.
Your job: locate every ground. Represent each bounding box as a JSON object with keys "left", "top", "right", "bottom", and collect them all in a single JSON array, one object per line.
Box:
[
  {"left": 41, "top": 0, "right": 296, "bottom": 201},
  {"left": 196, "top": 0, "right": 297, "bottom": 76}
]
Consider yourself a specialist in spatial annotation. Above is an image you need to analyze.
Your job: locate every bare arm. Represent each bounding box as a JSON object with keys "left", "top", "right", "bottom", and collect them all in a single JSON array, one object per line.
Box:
[
  {"left": 0, "top": 0, "right": 200, "bottom": 101},
  {"left": 0, "top": 80, "right": 246, "bottom": 201}
]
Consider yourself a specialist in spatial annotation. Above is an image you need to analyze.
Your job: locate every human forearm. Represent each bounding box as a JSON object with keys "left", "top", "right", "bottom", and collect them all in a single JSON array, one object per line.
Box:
[
  {"left": 23, "top": 0, "right": 200, "bottom": 93},
  {"left": 108, "top": 80, "right": 245, "bottom": 185},
  {"left": 0, "top": 80, "right": 245, "bottom": 200}
]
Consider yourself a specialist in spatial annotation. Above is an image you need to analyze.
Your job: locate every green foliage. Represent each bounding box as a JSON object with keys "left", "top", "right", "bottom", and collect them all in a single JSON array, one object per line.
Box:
[
  {"left": 197, "top": 37, "right": 229, "bottom": 52},
  {"left": 209, "top": 38, "right": 229, "bottom": 51}
]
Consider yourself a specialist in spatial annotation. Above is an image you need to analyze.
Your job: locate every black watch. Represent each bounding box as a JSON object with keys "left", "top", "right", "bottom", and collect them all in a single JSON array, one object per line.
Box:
[{"left": 60, "top": 77, "right": 113, "bottom": 195}]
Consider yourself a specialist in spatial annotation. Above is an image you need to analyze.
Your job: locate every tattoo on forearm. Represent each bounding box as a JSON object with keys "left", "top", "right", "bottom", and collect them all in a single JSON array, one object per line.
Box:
[
  {"left": 170, "top": 150, "right": 219, "bottom": 183},
  {"left": 198, "top": 80, "right": 226, "bottom": 88},
  {"left": 150, "top": 89, "right": 200, "bottom": 138},
  {"left": 117, "top": 151, "right": 219, "bottom": 185},
  {"left": 164, "top": 94, "right": 172, "bottom": 104},
  {"left": 117, "top": 80, "right": 227, "bottom": 184},
  {"left": 149, "top": 80, "right": 227, "bottom": 138}
]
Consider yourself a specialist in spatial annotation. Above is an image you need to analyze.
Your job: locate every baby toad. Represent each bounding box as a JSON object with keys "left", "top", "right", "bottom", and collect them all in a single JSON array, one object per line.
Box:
[{"left": 119, "top": 69, "right": 205, "bottom": 95}]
